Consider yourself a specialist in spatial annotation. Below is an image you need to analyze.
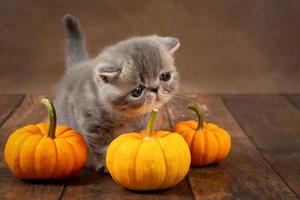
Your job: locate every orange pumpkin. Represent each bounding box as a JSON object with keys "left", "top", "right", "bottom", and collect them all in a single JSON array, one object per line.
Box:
[
  {"left": 173, "top": 104, "right": 231, "bottom": 166},
  {"left": 106, "top": 109, "right": 191, "bottom": 191},
  {"left": 4, "top": 98, "right": 87, "bottom": 180}
]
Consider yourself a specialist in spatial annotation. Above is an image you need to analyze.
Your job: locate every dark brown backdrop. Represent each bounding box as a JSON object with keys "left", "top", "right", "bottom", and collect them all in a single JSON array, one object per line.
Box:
[{"left": 1, "top": 0, "right": 299, "bottom": 94}]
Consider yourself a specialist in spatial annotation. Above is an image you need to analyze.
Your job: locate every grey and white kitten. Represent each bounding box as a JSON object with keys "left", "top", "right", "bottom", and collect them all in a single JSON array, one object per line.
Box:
[{"left": 55, "top": 15, "right": 180, "bottom": 172}]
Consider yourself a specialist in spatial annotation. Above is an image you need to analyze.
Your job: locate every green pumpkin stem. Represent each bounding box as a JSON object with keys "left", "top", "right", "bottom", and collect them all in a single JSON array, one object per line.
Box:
[
  {"left": 187, "top": 104, "right": 205, "bottom": 131},
  {"left": 41, "top": 98, "right": 57, "bottom": 139},
  {"left": 145, "top": 109, "right": 158, "bottom": 138}
]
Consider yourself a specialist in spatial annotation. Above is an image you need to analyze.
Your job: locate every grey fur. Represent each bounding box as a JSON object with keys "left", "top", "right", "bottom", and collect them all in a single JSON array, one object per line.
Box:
[
  {"left": 64, "top": 15, "right": 88, "bottom": 67},
  {"left": 55, "top": 15, "right": 180, "bottom": 172}
]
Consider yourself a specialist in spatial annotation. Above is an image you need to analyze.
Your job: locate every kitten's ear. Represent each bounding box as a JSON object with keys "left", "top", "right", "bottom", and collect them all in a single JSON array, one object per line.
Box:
[
  {"left": 161, "top": 37, "right": 180, "bottom": 54},
  {"left": 96, "top": 64, "right": 121, "bottom": 82}
]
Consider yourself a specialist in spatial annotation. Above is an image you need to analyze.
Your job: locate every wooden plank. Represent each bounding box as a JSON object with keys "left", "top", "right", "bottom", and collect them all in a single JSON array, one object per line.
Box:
[
  {"left": 0, "top": 95, "right": 24, "bottom": 162},
  {"left": 221, "top": 95, "right": 300, "bottom": 198},
  {"left": 62, "top": 106, "right": 194, "bottom": 200},
  {"left": 0, "top": 95, "right": 24, "bottom": 126},
  {"left": 166, "top": 95, "right": 298, "bottom": 200},
  {"left": 0, "top": 95, "right": 65, "bottom": 200},
  {"left": 283, "top": 94, "right": 300, "bottom": 111}
]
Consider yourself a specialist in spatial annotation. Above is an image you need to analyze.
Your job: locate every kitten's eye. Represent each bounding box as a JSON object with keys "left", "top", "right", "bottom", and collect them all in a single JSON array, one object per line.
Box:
[
  {"left": 131, "top": 85, "right": 145, "bottom": 98},
  {"left": 159, "top": 72, "right": 171, "bottom": 81}
]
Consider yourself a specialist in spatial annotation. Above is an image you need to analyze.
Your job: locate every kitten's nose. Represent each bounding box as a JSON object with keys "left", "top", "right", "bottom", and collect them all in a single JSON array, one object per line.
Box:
[{"left": 150, "top": 87, "right": 159, "bottom": 93}]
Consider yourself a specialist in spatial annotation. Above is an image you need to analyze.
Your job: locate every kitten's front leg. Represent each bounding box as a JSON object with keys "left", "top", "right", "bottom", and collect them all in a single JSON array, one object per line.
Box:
[{"left": 81, "top": 127, "right": 113, "bottom": 173}]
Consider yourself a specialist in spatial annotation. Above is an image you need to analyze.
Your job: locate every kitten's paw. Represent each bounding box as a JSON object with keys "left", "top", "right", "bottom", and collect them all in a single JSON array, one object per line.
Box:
[
  {"left": 95, "top": 165, "right": 109, "bottom": 174},
  {"left": 94, "top": 163, "right": 109, "bottom": 174},
  {"left": 91, "top": 153, "right": 105, "bottom": 173},
  {"left": 94, "top": 163, "right": 105, "bottom": 173},
  {"left": 103, "top": 165, "right": 109, "bottom": 174},
  {"left": 91, "top": 147, "right": 108, "bottom": 173}
]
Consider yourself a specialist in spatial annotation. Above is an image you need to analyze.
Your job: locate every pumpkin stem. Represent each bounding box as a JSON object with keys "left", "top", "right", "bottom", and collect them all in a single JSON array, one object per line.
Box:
[
  {"left": 41, "top": 98, "right": 57, "bottom": 139},
  {"left": 187, "top": 104, "right": 205, "bottom": 131},
  {"left": 145, "top": 109, "right": 158, "bottom": 138}
]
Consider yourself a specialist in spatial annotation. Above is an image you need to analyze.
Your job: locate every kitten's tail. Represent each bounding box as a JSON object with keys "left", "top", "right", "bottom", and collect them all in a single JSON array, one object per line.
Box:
[{"left": 63, "top": 15, "right": 88, "bottom": 67}]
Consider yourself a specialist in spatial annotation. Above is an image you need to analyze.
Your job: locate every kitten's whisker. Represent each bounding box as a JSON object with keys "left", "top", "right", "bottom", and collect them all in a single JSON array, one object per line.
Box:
[
  {"left": 160, "top": 93, "right": 180, "bottom": 102},
  {"left": 162, "top": 92, "right": 187, "bottom": 101},
  {"left": 171, "top": 94, "right": 186, "bottom": 100}
]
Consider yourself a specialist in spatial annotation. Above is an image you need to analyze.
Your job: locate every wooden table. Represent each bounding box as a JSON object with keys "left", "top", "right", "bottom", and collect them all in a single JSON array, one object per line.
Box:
[{"left": 0, "top": 94, "right": 299, "bottom": 200}]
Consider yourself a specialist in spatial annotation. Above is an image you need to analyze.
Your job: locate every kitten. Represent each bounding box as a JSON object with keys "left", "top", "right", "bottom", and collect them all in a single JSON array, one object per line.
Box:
[{"left": 55, "top": 15, "right": 180, "bottom": 172}]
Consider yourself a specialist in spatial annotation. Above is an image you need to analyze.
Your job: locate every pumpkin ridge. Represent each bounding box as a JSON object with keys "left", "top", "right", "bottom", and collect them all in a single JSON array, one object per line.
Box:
[
  {"left": 17, "top": 134, "right": 35, "bottom": 179},
  {"left": 189, "top": 130, "right": 197, "bottom": 164},
  {"left": 60, "top": 136, "right": 82, "bottom": 141},
  {"left": 215, "top": 129, "right": 225, "bottom": 160},
  {"left": 63, "top": 138, "right": 77, "bottom": 177},
  {"left": 54, "top": 138, "right": 77, "bottom": 178},
  {"left": 56, "top": 129, "right": 76, "bottom": 138},
  {"left": 20, "top": 135, "right": 43, "bottom": 179},
  {"left": 33, "top": 135, "right": 48, "bottom": 178},
  {"left": 111, "top": 135, "right": 134, "bottom": 183},
  {"left": 210, "top": 130, "right": 220, "bottom": 163},
  {"left": 218, "top": 127, "right": 231, "bottom": 160},
  {"left": 17, "top": 135, "right": 30, "bottom": 179},
  {"left": 180, "top": 122, "right": 195, "bottom": 132},
  {"left": 36, "top": 124, "right": 48, "bottom": 135},
  {"left": 106, "top": 134, "right": 128, "bottom": 181},
  {"left": 132, "top": 138, "right": 143, "bottom": 189},
  {"left": 203, "top": 129, "right": 209, "bottom": 165},
  {"left": 23, "top": 126, "right": 41, "bottom": 135},
  {"left": 65, "top": 136, "right": 87, "bottom": 176},
  {"left": 153, "top": 131, "right": 169, "bottom": 138},
  {"left": 35, "top": 137, "right": 57, "bottom": 179},
  {"left": 12, "top": 132, "right": 32, "bottom": 179},
  {"left": 57, "top": 126, "right": 72, "bottom": 134},
  {"left": 154, "top": 138, "right": 168, "bottom": 187},
  {"left": 50, "top": 138, "right": 59, "bottom": 178}
]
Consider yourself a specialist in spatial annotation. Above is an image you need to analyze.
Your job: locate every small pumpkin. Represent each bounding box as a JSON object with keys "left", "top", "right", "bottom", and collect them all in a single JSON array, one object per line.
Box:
[
  {"left": 173, "top": 104, "right": 231, "bottom": 166},
  {"left": 106, "top": 109, "right": 191, "bottom": 191},
  {"left": 4, "top": 98, "right": 87, "bottom": 180}
]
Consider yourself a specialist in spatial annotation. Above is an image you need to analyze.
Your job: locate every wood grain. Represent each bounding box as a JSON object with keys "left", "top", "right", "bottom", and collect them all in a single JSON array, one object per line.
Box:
[
  {"left": 2, "top": 94, "right": 299, "bottom": 199},
  {"left": 166, "top": 95, "right": 298, "bottom": 200},
  {"left": 0, "top": 95, "right": 65, "bottom": 200},
  {"left": 0, "top": 95, "right": 24, "bottom": 126},
  {"left": 284, "top": 94, "right": 300, "bottom": 111},
  {"left": 0, "top": 95, "right": 24, "bottom": 161},
  {"left": 62, "top": 106, "right": 194, "bottom": 200},
  {"left": 221, "top": 95, "right": 300, "bottom": 198}
]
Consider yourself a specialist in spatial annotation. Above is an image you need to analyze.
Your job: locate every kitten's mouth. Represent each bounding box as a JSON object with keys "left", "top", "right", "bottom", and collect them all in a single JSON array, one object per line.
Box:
[
  {"left": 118, "top": 93, "right": 170, "bottom": 118},
  {"left": 146, "top": 94, "right": 157, "bottom": 104},
  {"left": 132, "top": 98, "right": 161, "bottom": 116},
  {"left": 144, "top": 94, "right": 165, "bottom": 112}
]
